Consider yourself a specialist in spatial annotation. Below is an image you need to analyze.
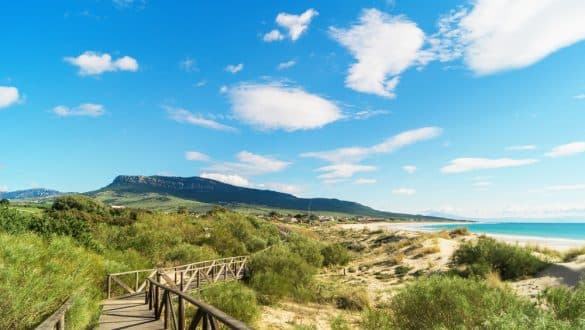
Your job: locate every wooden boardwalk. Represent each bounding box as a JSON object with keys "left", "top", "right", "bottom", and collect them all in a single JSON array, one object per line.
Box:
[
  {"left": 97, "top": 294, "right": 163, "bottom": 330},
  {"left": 95, "top": 256, "right": 250, "bottom": 330}
]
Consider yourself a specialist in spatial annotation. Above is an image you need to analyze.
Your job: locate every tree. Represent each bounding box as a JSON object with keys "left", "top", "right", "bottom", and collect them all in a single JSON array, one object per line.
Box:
[{"left": 0, "top": 199, "right": 9, "bottom": 207}]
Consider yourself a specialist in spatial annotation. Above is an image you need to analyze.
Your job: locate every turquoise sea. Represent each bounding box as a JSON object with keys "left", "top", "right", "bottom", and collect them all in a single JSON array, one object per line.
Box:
[{"left": 423, "top": 222, "right": 585, "bottom": 241}]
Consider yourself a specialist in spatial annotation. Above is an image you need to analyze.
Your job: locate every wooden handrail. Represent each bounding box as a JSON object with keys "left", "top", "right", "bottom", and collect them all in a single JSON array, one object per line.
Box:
[
  {"left": 148, "top": 277, "right": 253, "bottom": 330},
  {"left": 35, "top": 297, "right": 73, "bottom": 330}
]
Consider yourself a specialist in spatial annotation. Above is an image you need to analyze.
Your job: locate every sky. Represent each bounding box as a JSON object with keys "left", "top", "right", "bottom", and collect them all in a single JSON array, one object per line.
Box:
[{"left": 1, "top": 0, "right": 585, "bottom": 219}]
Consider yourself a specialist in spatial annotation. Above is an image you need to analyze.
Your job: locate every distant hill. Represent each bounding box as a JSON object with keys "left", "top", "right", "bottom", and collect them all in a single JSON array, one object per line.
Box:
[
  {"left": 90, "top": 175, "right": 455, "bottom": 221},
  {"left": 0, "top": 188, "right": 62, "bottom": 200}
]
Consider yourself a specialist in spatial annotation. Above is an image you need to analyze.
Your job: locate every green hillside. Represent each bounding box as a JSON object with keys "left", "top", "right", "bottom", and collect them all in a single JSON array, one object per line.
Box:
[{"left": 89, "top": 175, "right": 455, "bottom": 221}]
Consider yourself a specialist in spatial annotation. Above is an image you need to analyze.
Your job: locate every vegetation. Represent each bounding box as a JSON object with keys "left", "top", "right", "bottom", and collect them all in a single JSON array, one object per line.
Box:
[
  {"left": 197, "top": 282, "right": 260, "bottom": 324},
  {"left": 321, "top": 243, "right": 351, "bottom": 266},
  {"left": 451, "top": 237, "right": 548, "bottom": 280},
  {"left": 542, "top": 281, "right": 585, "bottom": 324}
]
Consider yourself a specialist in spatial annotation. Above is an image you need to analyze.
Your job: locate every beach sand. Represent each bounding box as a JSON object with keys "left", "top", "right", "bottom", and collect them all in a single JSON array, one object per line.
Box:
[{"left": 339, "top": 222, "right": 585, "bottom": 252}]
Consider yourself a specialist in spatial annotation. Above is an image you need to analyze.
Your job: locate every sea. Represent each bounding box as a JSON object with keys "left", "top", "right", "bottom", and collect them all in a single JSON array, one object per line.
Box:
[{"left": 423, "top": 222, "right": 585, "bottom": 241}]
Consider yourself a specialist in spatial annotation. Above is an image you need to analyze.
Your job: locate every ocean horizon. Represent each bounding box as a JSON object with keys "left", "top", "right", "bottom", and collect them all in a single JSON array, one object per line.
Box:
[{"left": 424, "top": 222, "right": 585, "bottom": 241}]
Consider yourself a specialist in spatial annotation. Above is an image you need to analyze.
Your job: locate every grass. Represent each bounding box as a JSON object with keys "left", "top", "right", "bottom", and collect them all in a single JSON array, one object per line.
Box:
[
  {"left": 196, "top": 282, "right": 260, "bottom": 325},
  {"left": 562, "top": 247, "right": 585, "bottom": 262}
]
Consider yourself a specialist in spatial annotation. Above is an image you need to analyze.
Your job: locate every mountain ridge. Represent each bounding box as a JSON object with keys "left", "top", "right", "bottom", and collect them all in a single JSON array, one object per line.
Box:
[
  {"left": 0, "top": 188, "right": 63, "bottom": 200},
  {"left": 91, "top": 175, "right": 454, "bottom": 221}
]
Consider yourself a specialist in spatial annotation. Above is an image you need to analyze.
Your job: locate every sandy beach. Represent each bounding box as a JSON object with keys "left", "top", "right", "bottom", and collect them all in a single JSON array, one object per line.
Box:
[{"left": 339, "top": 222, "right": 585, "bottom": 251}]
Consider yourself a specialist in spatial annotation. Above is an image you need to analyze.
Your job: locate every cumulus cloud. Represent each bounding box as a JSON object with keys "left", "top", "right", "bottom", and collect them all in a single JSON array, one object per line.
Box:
[
  {"left": 545, "top": 142, "right": 585, "bottom": 158},
  {"left": 435, "top": 0, "right": 585, "bottom": 75},
  {"left": 330, "top": 9, "right": 425, "bottom": 98},
  {"left": 205, "top": 151, "right": 290, "bottom": 176},
  {"left": 302, "top": 127, "right": 442, "bottom": 163},
  {"left": 200, "top": 173, "right": 250, "bottom": 187},
  {"left": 317, "top": 164, "right": 376, "bottom": 179},
  {"left": 228, "top": 82, "right": 342, "bottom": 131},
  {"left": 277, "top": 60, "right": 297, "bottom": 70},
  {"left": 531, "top": 184, "right": 585, "bottom": 193},
  {"left": 53, "top": 103, "right": 105, "bottom": 117},
  {"left": 225, "top": 63, "right": 244, "bottom": 74},
  {"left": 0, "top": 86, "right": 20, "bottom": 109},
  {"left": 257, "top": 182, "right": 302, "bottom": 195},
  {"left": 185, "top": 151, "right": 210, "bottom": 162},
  {"left": 441, "top": 158, "right": 539, "bottom": 173},
  {"left": 402, "top": 165, "right": 417, "bottom": 174},
  {"left": 165, "top": 106, "right": 236, "bottom": 132},
  {"left": 392, "top": 188, "right": 416, "bottom": 195},
  {"left": 506, "top": 145, "right": 537, "bottom": 151},
  {"left": 65, "top": 51, "right": 138, "bottom": 75},
  {"left": 263, "top": 29, "right": 285, "bottom": 42},
  {"left": 276, "top": 9, "right": 318, "bottom": 41},
  {"left": 354, "top": 178, "right": 377, "bottom": 185},
  {"left": 179, "top": 57, "right": 197, "bottom": 72}
]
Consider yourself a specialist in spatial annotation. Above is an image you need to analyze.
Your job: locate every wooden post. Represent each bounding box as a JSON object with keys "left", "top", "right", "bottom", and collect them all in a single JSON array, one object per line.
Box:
[
  {"left": 224, "top": 264, "right": 228, "bottom": 280},
  {"left": 135, "top": 272, "right": 139, "bottom": 292},
  {"left": 179, "top": 272, "right": 185, "bottom": 330},
  {"left": 154, "top": 274, "right": 160, "bottom": 318},
  {"left": 164, "top": 291, "right": 169, "bottom": 329},
  {"left": 57, "top": 314, "right": 65, "bottom": 330},
  {"left": 107, "top": 275, "right": 112, "bottom": 299},
  {"left": 148, "top": 282, "right": 153, "bottom": 309},
  {"left": 197, "top": 270, "right": 200, "bottom": 288},
  {"left": 211, "top": 266, "right": 215, "bottom": 281}
]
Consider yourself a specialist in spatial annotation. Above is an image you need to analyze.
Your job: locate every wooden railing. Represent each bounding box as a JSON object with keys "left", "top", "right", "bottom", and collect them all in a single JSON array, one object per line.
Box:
[
  {"left": 107, "top": 256, "right": 249, "bottom": 298},
  {"left": 35, "top": 297, "right": 73, "bottom": 330},
  {"left": 147, "top": 277, "right": 252, "bottom": 330}
]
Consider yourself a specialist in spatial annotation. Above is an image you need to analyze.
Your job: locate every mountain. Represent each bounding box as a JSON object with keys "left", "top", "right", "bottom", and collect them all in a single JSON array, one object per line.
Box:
[
  {"left": 91, "top": 175, "right": 455, "bottom": 221},
  {"left": 0, "top": 188, "right": 62, "bottom": 200}
]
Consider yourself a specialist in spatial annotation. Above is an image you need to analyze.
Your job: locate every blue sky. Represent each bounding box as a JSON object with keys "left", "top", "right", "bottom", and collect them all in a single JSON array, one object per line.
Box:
[{"left": 1, "top": 0, "right": 585, "bottom": 219}]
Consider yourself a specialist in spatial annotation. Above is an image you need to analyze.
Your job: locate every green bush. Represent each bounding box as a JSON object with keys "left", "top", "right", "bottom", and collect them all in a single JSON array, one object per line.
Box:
[
  {"left": 198, "top": 282, "right": 260, "bottom": 325},
  {"left": 286, "top": 233, "right": 324, "bottom": 267},
  {"left": 543, "top": 281, "right": 585, "bottom": 323},
  {"left": 389, "top": 275, "right": 541, "bottom": 329},
  {"left": 330, "top": 315, "right": 351, "bottom": 330},
  {"left": 248, "top": 245, "right": 316, "bottom": 303},
  {"left": 360, "top": 309, "right": 392, "bottom": 330},
  {"left": 451, "top": 237, "right": 548, "bottom": 280},
  {"left": 164, "top": 244, "right": 219, "bottom": 265},
  {"left": 335, "top": 288, "right": 370, "bottom": 311},
  {"left": 321, "top": 243, "right": 350, "bottom": 266}
]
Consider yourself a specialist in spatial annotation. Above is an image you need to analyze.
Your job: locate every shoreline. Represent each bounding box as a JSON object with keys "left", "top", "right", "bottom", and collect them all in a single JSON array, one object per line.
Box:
[{"left": 339, "top": 222, "right": 585, "bottom": 251}]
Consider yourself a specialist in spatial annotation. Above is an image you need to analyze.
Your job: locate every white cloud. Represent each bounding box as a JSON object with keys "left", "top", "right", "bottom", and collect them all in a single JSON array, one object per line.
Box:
[
  {"left": 65, "top": 51, "right": 138, "bottom": 76},
  {"left": 225, "top": 63, "right": 244, "bottom": 74},
  {"left": 277, "top": 60, "right": 297, "bottom": 70},
  {"left": 354, "top": 178, "right": 377, "bottom": 185},
  {"left": 573, "top": 94, "right": 585, "bottom": 100},
  {"left": 275, "top": 9, "right": 319, "bottom": 41},
  {"left": 302, "top": 127, "right": 442, "bottom": 163},
  {"left": 330, "top": 9, "right": 425, "bottom": 98},
  {"left": 257, "top": 182, "right": 302, "bottom": 195},
  {"left": 473, "top": 181, "right": 493, "bottom": 187},
  {"left": 506, "top": 145, "right": 537, "bottom": 151},
  {"left": 317, "top": 164, "right": 376, "bottom": 179},
  {"left": 0, "top": 185, "right": 8, "bottom": 192},
  {"left": 53, "top": 103, "right": 105, "bottom": 117},
  {"left": 200, "top": 173, "right": 250, "bottom": 187},
  {"left": 392, "top": 188, "right": 416, "bottom": 195},
  {"left": 437, "top": 0, "right": 585, "bottom": 75},
  {"left": 219, "top": 85, "right": 229, "bottom": 94},
  {"left": 441, "top": 158, "right": 539, "bottom": 173},
  {"left": 545, "top": 142, "right": 585, "bottom": 157},
  {"left": 402, "top": 165, "right": 417, "bottom": 174},
  {"left": 180, "top": 58, "right": 197, "bottom": 72},
  {"left": 194, "top": 80, "right": 207, "bottom": 87},
  {"left": 228, "top": 82, "right": 342, "bottom": 131},
  {"left": 263, "top": 30, "right": 285, "bottom": 42},
  {"left": 205, "top": 151, "right": 290, "bottom": 176},
  {"left": 0, "top": 86, "right": 20, "bottom": 109},
  {"left": 185, "top": 151, "right": 210, "bottom": 162},
  {"left": 532, "top": 184, "right": 585, "bottom": 192},
  {"left": 165, "top": 106, "right": 236, "bottom": 132}
]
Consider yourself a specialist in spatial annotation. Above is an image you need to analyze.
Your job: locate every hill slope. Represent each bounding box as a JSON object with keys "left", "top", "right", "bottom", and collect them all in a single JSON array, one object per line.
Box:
[
  {"left": 0, "top": 188, "right": 62, "bottom": 200},
  {"left": 91, "top": 175, "right": 453, "bottom": 221}
]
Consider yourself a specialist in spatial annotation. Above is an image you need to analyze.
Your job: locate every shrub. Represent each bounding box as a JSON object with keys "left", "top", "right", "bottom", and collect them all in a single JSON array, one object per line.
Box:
[
  {"left": 330, "top": 315, "right": 351, "bottom": 330},
  {"left": 451, "top": 237, "right": 548, "bottom": 280},
  {"left": 449, "top": 227, "right": 470, "bottom": 237},
  {"left": 248, "top": 245, "right": 316, "bottom": 303},
  {"left": 389, "top": 275, "right": 540, "bottom": 329},
  {"left": 321, "top": 243, "right": 350, "bottom": 266},
  {"left": 198, "top": 282, "right": 260, "bottom": 324},
  {"left": 394, "top": 265, "right": 411, "bottom": 277},
  {"left": 360, "top": 309, "right": 392, "bottom": 330},
  {"left": 336, "top": 288, "right": 370, "bottom": 311},
  {"left": 163, "top": 244, "right": 218, "bottom": 266},
  {"left": 542, "top": 281, "right": 585, "bottom": 323},
  {"left": 286, "top": 233, "right": 324, "bottom": 267}
]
